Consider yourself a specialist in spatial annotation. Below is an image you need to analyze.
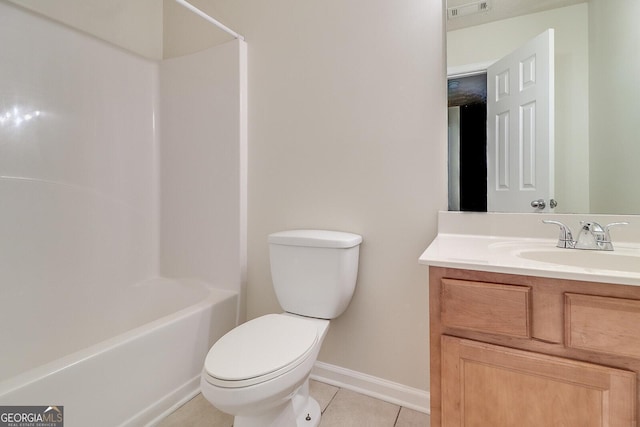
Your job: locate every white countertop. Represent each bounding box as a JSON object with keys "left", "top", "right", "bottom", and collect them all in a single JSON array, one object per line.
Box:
[{"left": 419, "top": 212, "right": 640, "bottom": 287}]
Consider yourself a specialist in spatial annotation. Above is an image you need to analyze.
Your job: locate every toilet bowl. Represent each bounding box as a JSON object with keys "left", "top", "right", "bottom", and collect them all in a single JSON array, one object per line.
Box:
[
  {"left": 201, "top": 314, "right": 329, "bottom": 427},
  {"left": 200, "top": 229, "right": 362, "bottom": 427}
]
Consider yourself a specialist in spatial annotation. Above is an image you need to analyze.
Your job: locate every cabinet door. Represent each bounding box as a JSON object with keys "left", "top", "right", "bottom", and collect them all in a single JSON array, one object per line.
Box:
[{"left": 442, "top": 336, "right": 636, "bottom": 427}]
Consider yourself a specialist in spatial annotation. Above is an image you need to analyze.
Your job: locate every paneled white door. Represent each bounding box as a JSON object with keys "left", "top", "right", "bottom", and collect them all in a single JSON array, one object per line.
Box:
[{"left": 487, "top": 29, "right": 554, "bottom": 212}]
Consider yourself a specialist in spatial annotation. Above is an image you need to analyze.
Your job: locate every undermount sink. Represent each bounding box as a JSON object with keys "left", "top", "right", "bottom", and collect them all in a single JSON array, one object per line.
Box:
[{"left": 517, "top": 248, "right": 640, "bottom": 273}]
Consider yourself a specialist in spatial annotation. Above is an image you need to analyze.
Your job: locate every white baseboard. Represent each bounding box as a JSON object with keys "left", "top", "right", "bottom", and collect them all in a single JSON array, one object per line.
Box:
[{"left": 310, "top": 361, "right": 430, "bottom": 414}]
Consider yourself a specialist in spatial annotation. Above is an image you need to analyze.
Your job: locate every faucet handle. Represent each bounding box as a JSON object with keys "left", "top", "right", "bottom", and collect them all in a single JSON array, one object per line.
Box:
[
  {"left": 605, "top": 221, "right": 629, "bottom": 232},
  {"left": 542, "top": 220, "right": 574, "bottom": 248},
  {"left": 604, "top": 222, "right": 629, "bottom": 247}
]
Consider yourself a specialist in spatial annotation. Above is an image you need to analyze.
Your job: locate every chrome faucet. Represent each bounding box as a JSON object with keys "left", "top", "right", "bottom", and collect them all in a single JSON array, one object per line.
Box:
[{"left": 542, "top": 220, "right": 628, "bottom": 251}]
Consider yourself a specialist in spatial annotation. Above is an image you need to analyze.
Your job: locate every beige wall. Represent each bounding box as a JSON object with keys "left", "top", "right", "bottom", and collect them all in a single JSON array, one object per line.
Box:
[
  {"left": 8, "top": 0, "right": 163, "bottom": 59},
  {"left": 8, "top": 0, "right": 231, "bottom": 60},
  {"left": 588, "top": 0, "right": 640, "bottom": 214},
  {"left": 162, "top": 0, "right": 233, "bottom": 59},
  {"left": 447, "top": 3, "right": 590, "bottom": 214},
  {"left": 170, "top": 0, "right": 447, "bottom": 390}
]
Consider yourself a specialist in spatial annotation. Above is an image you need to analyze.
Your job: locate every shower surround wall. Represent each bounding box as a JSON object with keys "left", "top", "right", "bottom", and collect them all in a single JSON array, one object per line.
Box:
[
  {"left": 159, "top": 39, "right": 248, "bottom": 307},
  {"left": 0, "top": 2, "right": 246, "bottom": 423},
  {"left": 0, "top": 3, "right": 159, "bottom": 329}
]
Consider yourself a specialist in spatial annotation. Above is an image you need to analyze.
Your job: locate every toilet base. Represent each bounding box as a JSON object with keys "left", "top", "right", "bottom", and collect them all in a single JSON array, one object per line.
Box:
[
  {"left": 233, "top": 380, "right": 321, "bottom": 427},
  {"left": 297, "top": 396, "right": 321, "bottom": 427}
]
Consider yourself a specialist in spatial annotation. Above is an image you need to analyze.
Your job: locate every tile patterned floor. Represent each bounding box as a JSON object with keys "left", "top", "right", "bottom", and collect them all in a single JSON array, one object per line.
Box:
[{"left": 157, "top": 380, "right": 430, "bottom": 427}]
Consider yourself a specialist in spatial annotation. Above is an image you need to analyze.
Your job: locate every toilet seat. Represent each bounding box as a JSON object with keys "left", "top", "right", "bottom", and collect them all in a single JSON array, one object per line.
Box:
[{"left": 203, "top": 314, "right": 319, "bottom": 388}]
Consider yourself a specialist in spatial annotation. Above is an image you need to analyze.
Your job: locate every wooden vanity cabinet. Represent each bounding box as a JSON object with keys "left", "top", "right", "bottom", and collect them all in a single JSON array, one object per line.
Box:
[{"left": 430, "top": 267, "right": 640, "bottom": 427}]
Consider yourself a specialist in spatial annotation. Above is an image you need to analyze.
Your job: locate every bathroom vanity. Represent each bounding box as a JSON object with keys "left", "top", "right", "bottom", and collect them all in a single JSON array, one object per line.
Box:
[{"left": 420, "top": 212, "right": 640, "bottom": 427}]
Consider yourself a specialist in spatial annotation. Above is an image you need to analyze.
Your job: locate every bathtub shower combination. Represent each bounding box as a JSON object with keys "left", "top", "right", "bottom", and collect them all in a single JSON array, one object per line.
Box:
[
  {"left": 0, "top": 1, "right": 247, "bottom": 426},
  {"left": 0, "top": 279, "right": 238, "bottom": 426}
]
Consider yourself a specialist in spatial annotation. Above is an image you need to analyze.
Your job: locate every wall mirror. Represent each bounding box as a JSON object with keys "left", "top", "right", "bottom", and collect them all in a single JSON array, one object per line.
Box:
[{"left": 446, "top": 0, "right": 640, "bottom": 214}]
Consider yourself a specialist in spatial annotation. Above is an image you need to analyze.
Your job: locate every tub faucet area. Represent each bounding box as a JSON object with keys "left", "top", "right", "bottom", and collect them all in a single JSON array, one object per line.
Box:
[{"left": 543, "top": 220, "right": 628, "bottom": 251}]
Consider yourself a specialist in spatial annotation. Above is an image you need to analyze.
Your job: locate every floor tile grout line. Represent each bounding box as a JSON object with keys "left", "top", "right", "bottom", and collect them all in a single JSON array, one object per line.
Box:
[
  {"left": 392, "top": 406, "right": 402, "bottom": 426},
  {"left": 322, "top": 387, "right": 340, "bottom": 414}
]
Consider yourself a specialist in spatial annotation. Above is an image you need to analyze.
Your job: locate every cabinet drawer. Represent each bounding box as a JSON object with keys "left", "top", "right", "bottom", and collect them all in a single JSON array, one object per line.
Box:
[
  {"left": 441, "top": 279, "right": 531, "bottom": 338},
  {"left": 566, "top": 293, "right": 640, "bottom": 358}
]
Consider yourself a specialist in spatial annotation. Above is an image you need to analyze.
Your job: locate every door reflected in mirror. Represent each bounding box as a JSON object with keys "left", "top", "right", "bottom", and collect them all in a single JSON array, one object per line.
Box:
[
  {"left": 446, "top": 0, "right": 640, "bottom": 215},
  {"left": 449, "top": 29, "right": 555, "bottom": 213}
]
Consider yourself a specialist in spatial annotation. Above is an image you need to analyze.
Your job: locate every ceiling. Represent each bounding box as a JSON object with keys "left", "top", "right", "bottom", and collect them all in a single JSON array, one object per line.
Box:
[{"left": 446, "top": 0, "right": 587, "bottom": 31}]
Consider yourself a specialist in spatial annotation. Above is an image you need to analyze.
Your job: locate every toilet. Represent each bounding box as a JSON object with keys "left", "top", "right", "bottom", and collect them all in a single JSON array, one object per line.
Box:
[{"left": 200, "top": 229, "right": 362, "bottom": 427}]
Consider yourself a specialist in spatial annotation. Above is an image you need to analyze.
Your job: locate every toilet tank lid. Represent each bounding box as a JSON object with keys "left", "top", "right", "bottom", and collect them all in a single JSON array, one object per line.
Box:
[{"left": 268, "top": 229, "right": 362, "bottom": 248}]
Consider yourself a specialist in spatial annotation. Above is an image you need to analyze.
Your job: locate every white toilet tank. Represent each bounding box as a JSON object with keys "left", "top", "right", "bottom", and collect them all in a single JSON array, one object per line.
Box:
[{"left": 268, "top": 229, "right": 362, "bottom": 319}]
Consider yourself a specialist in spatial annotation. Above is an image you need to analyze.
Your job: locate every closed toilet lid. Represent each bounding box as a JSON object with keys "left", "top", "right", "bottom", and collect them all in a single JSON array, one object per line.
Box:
[{"left": 204, "top": 314, "right": 318, "bottom": 387}]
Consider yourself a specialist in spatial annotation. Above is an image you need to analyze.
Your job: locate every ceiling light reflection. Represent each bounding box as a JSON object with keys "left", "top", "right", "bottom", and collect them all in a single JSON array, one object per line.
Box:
[{"left": 0, "top": 107, "right": 42, "bottom": 127}]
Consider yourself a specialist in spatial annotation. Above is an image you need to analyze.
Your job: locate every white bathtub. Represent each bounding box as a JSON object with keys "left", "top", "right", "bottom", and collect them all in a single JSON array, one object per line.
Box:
[{"left": 0, "top": 277, "right": 238, "bottom": 427}]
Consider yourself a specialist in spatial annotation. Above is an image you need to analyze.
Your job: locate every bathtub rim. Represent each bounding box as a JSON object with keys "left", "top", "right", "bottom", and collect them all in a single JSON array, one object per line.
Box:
[{"left": 0, "top": 281, "right": 238, "bottom": 399}]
